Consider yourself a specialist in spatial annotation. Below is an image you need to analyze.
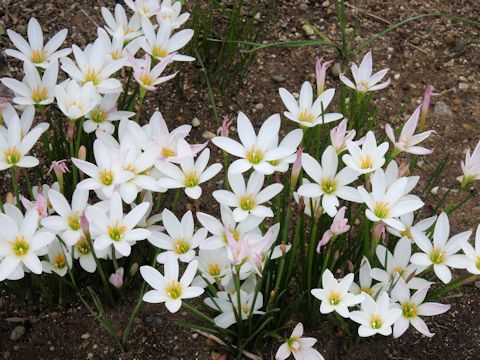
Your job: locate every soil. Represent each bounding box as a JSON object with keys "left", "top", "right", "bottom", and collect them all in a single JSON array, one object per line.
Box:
[{"left": 1, "top": 0, "right": 480, "bottom": 359}]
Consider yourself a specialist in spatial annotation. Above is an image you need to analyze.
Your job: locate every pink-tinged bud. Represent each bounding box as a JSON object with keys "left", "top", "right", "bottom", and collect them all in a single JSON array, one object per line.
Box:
[
  {"left": 398, "top": 162, "right": 410, "bottom": 177},
  {"left": 226, "top": 231, "right": 248, "bottom": 266},
  {"left": 67, "top": 121, "right": 76, "bottom": 141},
  {"left": 109, "top": 267, "right": 124, "bottom": 289},
  {"left": 6, "top": 192, "right": 14, "bottom": 204},
  {"left": 48, "top": 160, "right": 70, "bottom": 192},
  {"left": 316, "top": 57, "right": 334, "bottom": 96},
  {"left": 419, "top": 85, "right": 440, "bottom": 131},
  {"left": 217, "top": 115, "right": 234, "bottom": 137},
  {"left": 0, "top": 97, "right": 9, "bottom": 112},
  {"left": 290, "top": 147, "right": 303, "bottom": 190},
  {"left": 80, "top": 213, "right": 90, "bottom": 238},
  {"left": 78, "top": 146, "right": 87, "bottom": 180},
  {"left": 372, "top": 222, "right": 386, "bottom": 243},
  {"left": 330, "top": 119, "right": 356, "bottom": 154},
  {"left": 317, "top": 206, "right": 350, "bottom": 252}
]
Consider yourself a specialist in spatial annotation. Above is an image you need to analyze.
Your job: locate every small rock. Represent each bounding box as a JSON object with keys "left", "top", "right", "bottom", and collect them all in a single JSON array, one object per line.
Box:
[
  {"left": 302, "top": 24, "right": 314, "bottom": 36},
  {"left": 458, "top": 83, "right": 469, "bottom": 90},
  {"left": 271, "top": 74, "right": 285, "bottom": 83},
  {"left": 87, "top": 353, "right": 94, "bottom": 359},
  {"left": 452, "top": 98, "right": 463, "bottom": 106},
  {"left": 9, "top": 326, "right": 25, "bottom": 341},
  {"left": 202, "top": 131, "right": 216, "bottom": 140},
  {"left": 454, "top": 40, "right": 466, "bottom": 52},
  {"left": 143, "top": 314, "right": 164, "bottom": 327},
  {"left": 49, "top": 346, "right": 55, "bottom": 352},
  {"left": 81, "top": 333, "right": 90, "bottom": 340},
  {"left": 192, "top": 333, "right": 199, "bottom": 339},
  {"left": 298, "top": 3, "right": 308, "bottom": 11},
  {"left": 411, "top": 36, "right": 421, "bottom": 45},
  {"left": 254, "top": 103, "right": 264, "bottom": 110},
  {"left": 322, "top": 0, "right": 330, "bottom": 7},
  {"left": 331, "top": 62, "right": 341, "bottom": 78},
  {"left": 254, "top": 12, "right": 261, "bottom": 21},
  {"left": 3, "top": 351, "right": 11, "bottom": 359},
  {"left": 431, "top": 186, "right": 439, "bottom": 195},
  {"left": 393, "top": 74, "right": 400, "bottom": 80},
  {"left": 443, "top": 33, "right": 455, "bottom": 46},
  {"left": 417, "top": 160, "right": 425, "bottom": 168},
  {"left": 191, "top": 117, "right": 201, "bottom": 127},
  {"left": 434, "top": 101, "right": 452, "bottom": 116},
  {"left": 387, "top": 47, "right": 394, "bottom": 53}
]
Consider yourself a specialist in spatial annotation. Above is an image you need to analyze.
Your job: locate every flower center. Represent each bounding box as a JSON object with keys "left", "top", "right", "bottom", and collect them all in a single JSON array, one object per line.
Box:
[
  {"left": 240, "top": 194, "right": 255, "bottom": 211},
  {"left": 139, "top": 73, "right": 153, "bottom": 86},
  {"left": 184, "top": 171, "right": 199, "bottom": 188},
  {"left": 10, "top": 236, "right": 29, "bottom": 257},
  {"left": 108, "top": 221, "right": 127, "bottom": 242},
  {"left": 76, "top": 237, "right": 91, "bottom": 255},
  {"left": 161, "top": 147, "right": 176, "bottom": 158},
  {"left": 223, "top": 227, "right": 240, "bottom": 243},
  {"left": 111, "top": 49, "right": 122, "bottom": 60},
  {"left": 31, "top": 49, "right": 47, "bottom": 63},
  {"left": 90, "top": 108, "right": 107, "bottom": 123},
  {"left": 4, "top": 146, "right": 21, "bottom": 164},
  {"left": 32, "top": 85, "right": 49, "bottom": 103},
  {"left": 246, "top": 146, "right": 264, "bottom": 165},
  {"left": 360, "top": 155, "right": 373, "bottom": 169},
  {"left": 401, "top": 301, "right": 418, "bottom": 319},
  {"left": 151, "top": 45, "right": 168, "bottom": 58},
  {"left": 268, "top": 159, "right": 280, "bottom": 166},
  {"left": 99, "top": 169, "right": 114, "bottom": 186},
  {"left": 476, "top": 256, "right": 480, "bottom": 271},
  {"left": 374, "top": 201, "right": 390, "bottom": 219},
  {"left": 68, "top": 212, "right": 81, "bottom": 231},
  {"left": 299, "top": 109, "right": 315, "bottom": 122},
  {"left": 165, "top": 281, "right": 182, "bottom": 299},
  {"left": 328, "top": 292, "right": 341, "bottom": 305},
  {"left": 287, "top": 337, "right": 301, "bottom": 351},
  {"left": 391, "top": 266, "right": 406, "bottom": 279},
  {"left": 54, "top": 254, "right": 66, "bottom": 269},
  {"left": 429, "top": 248, "right": 446, "bottom": 264},
  {"left": 400, "top": 227, "right": 412, "bottom": 239},
  {"left": 241, "top": 305, "right": 250, "bottom": 315},
  {"left": 321, "top": 177, "right": 337, "bottom": 194},
  {"left": 207, "top": 263, "right": 221, "bottom": 277},
  {"left": 174, "top": 239, "right": 190, "bottom": 254},
  {"left": 370, "top": 315, "right": 383, "bottom": 329},
  {"left": 84, "top": 68, "right": 101, "bottom": 86},
  {"left": 358, "top": 81, "right": 370, "bottom": 92}
]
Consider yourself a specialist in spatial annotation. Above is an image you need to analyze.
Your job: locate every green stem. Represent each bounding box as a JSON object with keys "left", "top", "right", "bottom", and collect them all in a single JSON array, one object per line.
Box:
[{"left": 10, "top": 166, "right": 20, "bottom": 206}]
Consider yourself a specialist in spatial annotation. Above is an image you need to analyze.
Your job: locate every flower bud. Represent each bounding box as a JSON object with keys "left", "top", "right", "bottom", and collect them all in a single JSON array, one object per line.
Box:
[
  {"left": 315, "top": 57, "right": 333, "bottom": 96},
  {"left": 109, "top": 267, "right": 124, "bottom": 289},
  {"left": 129, "top": 262, "right": 139, "bottom": 277},
  {"left": 290, "top": 147, "right": 303, "bottom": 191},
  {"left": 6, "top": 192, "right": 14, "bottom": 204},
  {"left": 419, "top": 85, "right": 440, "bottom": 131}
]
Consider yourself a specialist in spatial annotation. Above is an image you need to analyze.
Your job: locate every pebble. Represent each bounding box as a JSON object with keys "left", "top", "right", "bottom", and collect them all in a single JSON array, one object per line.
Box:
[
  {"left": 443, "top": 33, "right": 455, "bottom": 46},
  {"left": 458, "top": 83, "right": 469, "bottom": 90},
  {"left": 81, "top": 333, "right": 90, "bottom": 340},
  {"left": 9, "top": 326, "right": 25, "bottom": 341},
  {"left": 417, "top": 160, "right": 424, "bottom": 168},
  {"left": 191, "top": 117, "right": 201, "bottom": 127},
  {"left": 143, "top": 314, "right": 164, "bottom": 327},
  {"left": 302, "top": 24, "right": 314, "bottom": 36},
  {"left": 322, "top": 0, "right": 330, "bottom": 7},
  {"left": 272, "top": 74, "right": 285, "bottom": 83},
  {"left": 431, "top": 186, "right": 439, "bottom": 195},
  {"left": 387, "top": 47, "right": 394, "bottom": 53},
  {"left": 254, "top": 103, "right": 264, "bottom": 110},
  {"left": 49, "top": 346, "right": 55, "bottom": 352},
  {"left": 202, "top": 131, "right": 216, "bottom": 140},
  {"left": 434, "top": 101, "right": 452, "bottom": 116},
  {"left": 299, "top": 3, "right": 308, "bottom": 11},
  {"left": 191, "top": 333, "right": 199, "bottom": 339},
  {"left": 393, "top": 74, "right": 400, "bottom": 80},
  {"left": 3, "top": 351, "right": 10, "bottom": 359},
  {"left": 254, "top": 12, "right": 261, "bottom": 21},
  {"left": 331, "top": 62, "right": 342, "bottom": 78},
  {"left": 87, "top": 353, "right": 94, "bottom": 359}
]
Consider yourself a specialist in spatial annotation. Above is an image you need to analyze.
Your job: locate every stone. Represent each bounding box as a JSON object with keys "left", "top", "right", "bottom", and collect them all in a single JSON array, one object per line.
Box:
[
  {"left": 331, "top": 62, "right": 342, "bottom": 78},
  {"left": 143, "top": 314, "right": 164, "bottom": 327},
  {"left": 254, "top": 103, "right": 264, "bottom": 110},
  {"left": 81, "top": 333, "right": 90, "bottom": 340},
  {"left": 271, "top": 75, "right": 285, "bottom": 83},
  {"left": 302, "top": 24, "right": 314, "bottom": 36},
  {"left": 191, "top": 117, "right": 201, "bottom": 127},
  {"left": 202, "top": 131, "right": 216, "bottom": 140},
  {"left": 254, "top": 12, "right": 261, "bottom": 21},
  {"left": 9, "top": 326, "right": 25, "bottom": 341},
  {"left": 299, "top": 3, "right": 308, "bottom": 11},
  {"left": 3, "top": 351, "right": 11, "bottom": 359},
  {"left": 443, "top": 33, "right": 455, "bottom": 46},
  {"left": 458, "top": 83, "right": 469, "bottom": 90},
  {"left": 191, "top": 333, "right": 199, "bottom": 339},
  {"left": 322, "top": 0, "right": 330, "bottom": 7},
  {"left": 434, "top": 101, "right": 452, "bottom": 116},
  {"left": 393, "top": 74, "right": 400, "bottom": 80}
]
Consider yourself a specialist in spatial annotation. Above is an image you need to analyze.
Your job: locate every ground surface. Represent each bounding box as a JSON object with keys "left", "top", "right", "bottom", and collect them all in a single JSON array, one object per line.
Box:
[{"left": 0, "top": 0, "right": 479, "bottom": 359}]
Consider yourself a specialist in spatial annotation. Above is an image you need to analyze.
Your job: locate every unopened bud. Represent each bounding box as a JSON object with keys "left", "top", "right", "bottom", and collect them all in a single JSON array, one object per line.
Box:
[
  {"left": 333, "top": 250, "right": 340, "bottom": 262},
  {"left": 129, "top": 262, "right": 139, "bottom": 277},
  {"left": 80, "top": 213, "right": 90, "bottom": 239},
  {"left": 109, "top": 267, "right": 124, "bottom": 289},
  {"left": 6, "top": 192, "right": 14, "bottom": 204},
  {"left": 347, "top": 260, "right": 354, "bottom": 273},
  {"left": 280, "top": 243, "right": 287, "bottom": 256},
  {"left": 398, "top": 162, "right": 410, "bottom": 177},
  {"left": 270, "top": 290, "right": 278, "bottom": 299},
  {"left": 67, "top": 121, "right": 76, "bottom": 141},
  {"left": 290, "top": 147, "right": 303, "bottom": 191},
  {"left": 78, "top": 146, "right": 87, "bottom": 180}
]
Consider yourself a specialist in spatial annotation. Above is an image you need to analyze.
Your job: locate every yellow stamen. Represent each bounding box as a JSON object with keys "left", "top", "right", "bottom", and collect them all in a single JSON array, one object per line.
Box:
[
  {"left": 165, "top": 281, "right": 182, "bottom": 299},
  {"left": 401, "top": 301, "right": 418, "bottom": 319},
  {"left": 360, "top": 155, "right": 373, "bottom": 170},
  {"left": 328, "top": 292, "right": 341, "bottom": 305},
  {"left": 32, "top": 85, "right": 49, "bottom": 103},
  {"left": 76, "top": 237, "right": 91, "bottom": 255},
  {"left": 173, "top": 239, "right": 190, "bottom": 254},
  {"left": 151, "top": 46, "right": 168, "bottom": 58},
  {"left": 99, "top": 169, "right": 114, "bottom": 186},
  {"left": 54, "top": 254, "right": 66, "bottom": 269},
  {"left": 68, "top": 211, "right": 81, "bottom": 231},
  {"left": 161, "top": 147, "right": 176, "bottom": 158},
  {"left": 31, "top": 49, "right": 47, "bottom": 64},
  {"left": 370, "top": 314, "right": 383, "bottom": 329},
  {"left": 239, "top": 194, "right": 255, "bottom": 211},
  {"left": 184, "top": 171, "right": 199, "bottom": 188},
  {"left": 374, "top": 201, "right": 390, "bottom": 219},
  {"left": 139, "top": 73, "right": 153, "bottom": 86},
  {"left": 321, "top": 177, "right": 337, "bottom": 194},
  {"left": 90, "top": 108, "right": 107, "bottom": 123},
  {"left": 84, "top": 68, "right": 100, "bottom": 86},
  {"left": 4, "top": 146, "right": 21, "bottom": 165},
  {"left": 10, "top": 236, "right": 29, "bottom": 257},
  {"left": 246, "top": 146, "right": 264, "bottom": 165},
  {"left": 207, "top": 263, "right": 221, "bottom": 277},
  {"left": 108, "top": 221, "right": 127, "bottom": 242},
  {"left": 298, "top": 109, "right": 315, "bottom": 123},
  {"left": 429, "top": 248, "right": 446, "bottom": 264}
]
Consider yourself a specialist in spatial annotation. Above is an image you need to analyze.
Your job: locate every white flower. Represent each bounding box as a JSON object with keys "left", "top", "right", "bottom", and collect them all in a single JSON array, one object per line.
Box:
[
  {"left": 197, "top": 205, "right": 262, "bottom": 250},
  {"left": 193, "top": 248, "right": 231, "bottom": 287},
  {"left": 293, "top": 179, "right": 322, "bottom": 217},
  {"left": 129, "top": 54, "right": 176, "bottom": 91},
  {"left": 212, "top": 112, "right": 298, "bottom": 175},
  {"left": 41, "top": 239, "right": 72, "bottom": 277},
  {"left": 391, "top": 279, "right": 450, "bottom": 338},
  {"left": 213, "top": 171, "right": 283, "bottom": 222},
  {"left": 342, "top": 131, "right": 389, "bottom": 174},
  {"left": 204, "top": 287, "right": 264, "bottom": 328},
  {"left": 340, "top": 51, "right": 390, "bottom": 93},
  {"left": 349, "top": 292, "right": 402, "bottom": 337},
  {"left": 386, "top": 212, "right": 437, "bottom": 241},
  {"left": 84, "top": 92, "right": 135, "bottom": 134},
  {"left": 41, "top": 188, "right": 89, "bottom": 246},
  {"left": 264, "top": 128, "right": 303, "bottom": 173},
  {"left": 358, "top": 168, "right": 424, "bottom": 231},
  {"left": 156, "top": 0, "right": 190, "bottom": 29},
  {"left": 330, "top": 119, "right": 356, "bottom": 154},
  {"left": 370, "top": 237, "right": 430, "bottom": 290},
  {"left": 1, "top": 60, "right": 58, "bottom": 106},
  {"left": 140, "top": 17, "right": 194, "bottom": 62},
  {"left": 0, "top": 111, "right": 45, "bottom": 170},
  {"left": 311, "top": 269, "right": 363, "bottom": 318},
  {"left": 141, "top": 257, "right": 204, "bottom": 313},
  {"left": 98, "top": 28, "right": 142, "bottom": 64},
  {"left": 0, "top": 104, "right": 48, "bottom": 139},
  {"left": 61, "top": 36, "right": 126, "bottom": 94},
  {"left": 55, "top": 80, "right": 99, "bottom": 120},
  {"left": 72, "top": 139, "right": 135, "bottom": 198},
  {"left": 279, "top": 81, "right": 343, "bottom": 127},
  {"left": 298, "top": 146, "right": 361, "bottom": 217},
  {"left": 101, "top": 4, "right": 143, "bottom": 42},
  {"left": 0, "top": 208, "right": 55, "bottom": 281},
  {"left": 157, "top": 147, "right": 222, "bottom": 199},
  {"left": 125, "top": 0, "right": 160, "bottom": 18},
  {"left": 73, "top": 235, "right": 98, "bottom": 273},
  {"left": 149, "top": 209, "right": 207, "bottom": 263},
  {"left": 385, "top": 106, "right": 434, "bottom": 155},
  {"left": 275, "top": 323, "right": 324, "bottom": 360},
  {"left": 457, "top": 140, "right": 480, "bottom": 187},
  {"left": 350, "top": 257, "right": 383, "bottom": 297},
  {"left": 410, "top": 212, "right": 470, "bottom": 284},
  {"left": 85, "top": 192, "right": 151, "bottom": 257},
  {"left": 5, "top": 17, "right": 71, "bottom": 68},
  {"left": 462, "top": 224, "right": 480, "bottom": 275}
]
